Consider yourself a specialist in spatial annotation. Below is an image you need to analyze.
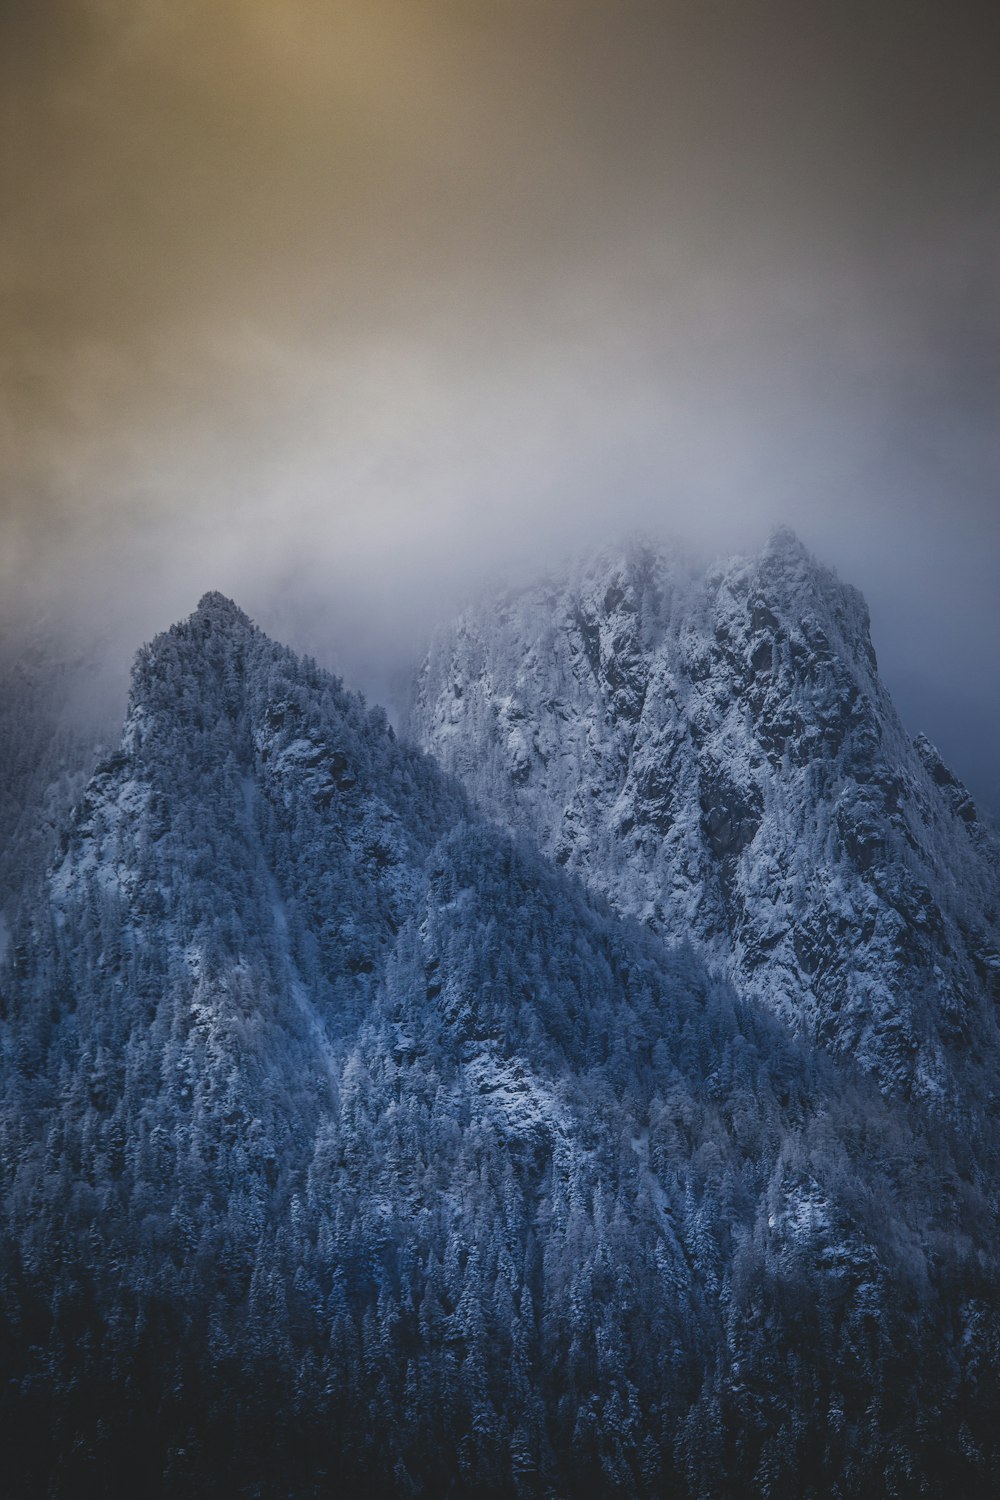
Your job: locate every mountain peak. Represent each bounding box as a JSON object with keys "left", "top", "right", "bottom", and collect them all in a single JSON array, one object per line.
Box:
[
  {"left": 756, "top": 526, "right": 824, "bottom": 588},
  {"left": 763, "top": 524, "right": 810, "bottom": 559},
  {"left": 126, "top": 592, "right": 258, "bottom": 731},
  {"left": 412, "top": 536, "right": 999, "bottom": 1103},
  {"left": 193, "top": 591, "right": 254, "bottom": 628}
]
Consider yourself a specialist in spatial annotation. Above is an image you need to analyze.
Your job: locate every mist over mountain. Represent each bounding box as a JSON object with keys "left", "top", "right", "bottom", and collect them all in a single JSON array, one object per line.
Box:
[
  {"left": 412, "top": 530, "right": 1000, "bottom": 1106},
  {"left": 5, "top": 0, "right": 1000, "bottom": 820},
  {"left": 5, "top": 4, "right": 999, "bottom": 1490},
  {"left": 1, "top": 539, "right": 999, "bottom": 1496}
]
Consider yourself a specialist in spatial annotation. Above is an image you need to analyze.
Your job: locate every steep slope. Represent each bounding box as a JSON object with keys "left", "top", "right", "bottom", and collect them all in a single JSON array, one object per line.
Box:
[
  {"left": 1, "top": 594, "right": 998, "bottom": 1498},
  {"left": 412, "top": 530, "right": 1000, "bottom": 1104},
  {"left": 0, "top": 625, "right": 117, "bottom": 948}
]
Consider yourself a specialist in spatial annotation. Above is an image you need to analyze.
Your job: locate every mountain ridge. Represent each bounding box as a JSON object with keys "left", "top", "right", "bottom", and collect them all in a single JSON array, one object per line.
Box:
[
  {"left": 411, "top": 530, "right": 999, "bottom": 1107},
  {"left": 1, "top": 570, "right": 999, "bottom": 1496}
]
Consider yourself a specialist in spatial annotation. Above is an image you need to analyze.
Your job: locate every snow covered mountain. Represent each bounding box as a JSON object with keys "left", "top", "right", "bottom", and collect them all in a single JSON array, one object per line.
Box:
[
  {"left": 412, "top": 529, "right": 1000, "bottom": 1106},
  {"left": 1, "top": 586, "right": 999, "bottom": 1496}
]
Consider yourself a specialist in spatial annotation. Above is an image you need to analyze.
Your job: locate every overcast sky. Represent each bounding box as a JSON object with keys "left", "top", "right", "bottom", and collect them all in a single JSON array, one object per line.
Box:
[{"left": 2, "top": 0, "right": 998, "bottom": 806}]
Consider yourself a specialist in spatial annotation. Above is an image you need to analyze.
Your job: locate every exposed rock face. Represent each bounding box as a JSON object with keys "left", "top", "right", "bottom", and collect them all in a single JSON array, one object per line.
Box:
[{"left": 411, "top": 530, "right": 1000, "bottom": 1103}]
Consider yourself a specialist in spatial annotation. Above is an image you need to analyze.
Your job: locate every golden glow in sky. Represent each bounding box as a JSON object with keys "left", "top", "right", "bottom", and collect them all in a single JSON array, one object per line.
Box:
[{"left": 2, "top": 0, "right": 999, "bottom": 800}]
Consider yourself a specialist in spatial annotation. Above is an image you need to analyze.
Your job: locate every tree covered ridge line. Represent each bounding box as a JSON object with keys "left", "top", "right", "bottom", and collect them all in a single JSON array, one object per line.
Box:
[{"left": 0, "top": 581, "right": 998, "bottom": 1497}]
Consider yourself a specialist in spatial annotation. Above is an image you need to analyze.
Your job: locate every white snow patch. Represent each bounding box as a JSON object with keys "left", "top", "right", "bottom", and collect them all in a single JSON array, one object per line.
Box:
[{"left": 463, "top": 1045, "right": 566, "bottom": 1139}]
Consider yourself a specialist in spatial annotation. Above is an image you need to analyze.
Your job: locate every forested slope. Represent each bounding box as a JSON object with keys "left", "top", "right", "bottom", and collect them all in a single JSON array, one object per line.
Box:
[{"left": 1, "top": 591, "right": 998, "bottom": 1497}]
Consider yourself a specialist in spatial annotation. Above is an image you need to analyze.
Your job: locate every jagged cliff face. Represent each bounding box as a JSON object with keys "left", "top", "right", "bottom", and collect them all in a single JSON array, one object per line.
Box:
[{"left": 412, "top": 530, "right": 1000, "bottom": 1102}]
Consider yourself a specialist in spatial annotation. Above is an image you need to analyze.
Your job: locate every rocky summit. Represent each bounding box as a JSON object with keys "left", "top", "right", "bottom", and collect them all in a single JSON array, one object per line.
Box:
[{"left": 412, "top": 529, "right": 1000, "bottom": 1107}]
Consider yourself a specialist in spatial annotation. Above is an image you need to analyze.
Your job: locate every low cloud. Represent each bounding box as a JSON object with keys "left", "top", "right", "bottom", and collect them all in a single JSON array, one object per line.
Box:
[{"left": 2, "top": 0, "right": 998, "bottom": 808}]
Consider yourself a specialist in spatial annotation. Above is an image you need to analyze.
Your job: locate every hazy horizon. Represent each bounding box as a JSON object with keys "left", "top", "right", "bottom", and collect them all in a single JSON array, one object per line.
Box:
[{"left": 3, "top": 0, "right": 998, "bottom": 809}]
